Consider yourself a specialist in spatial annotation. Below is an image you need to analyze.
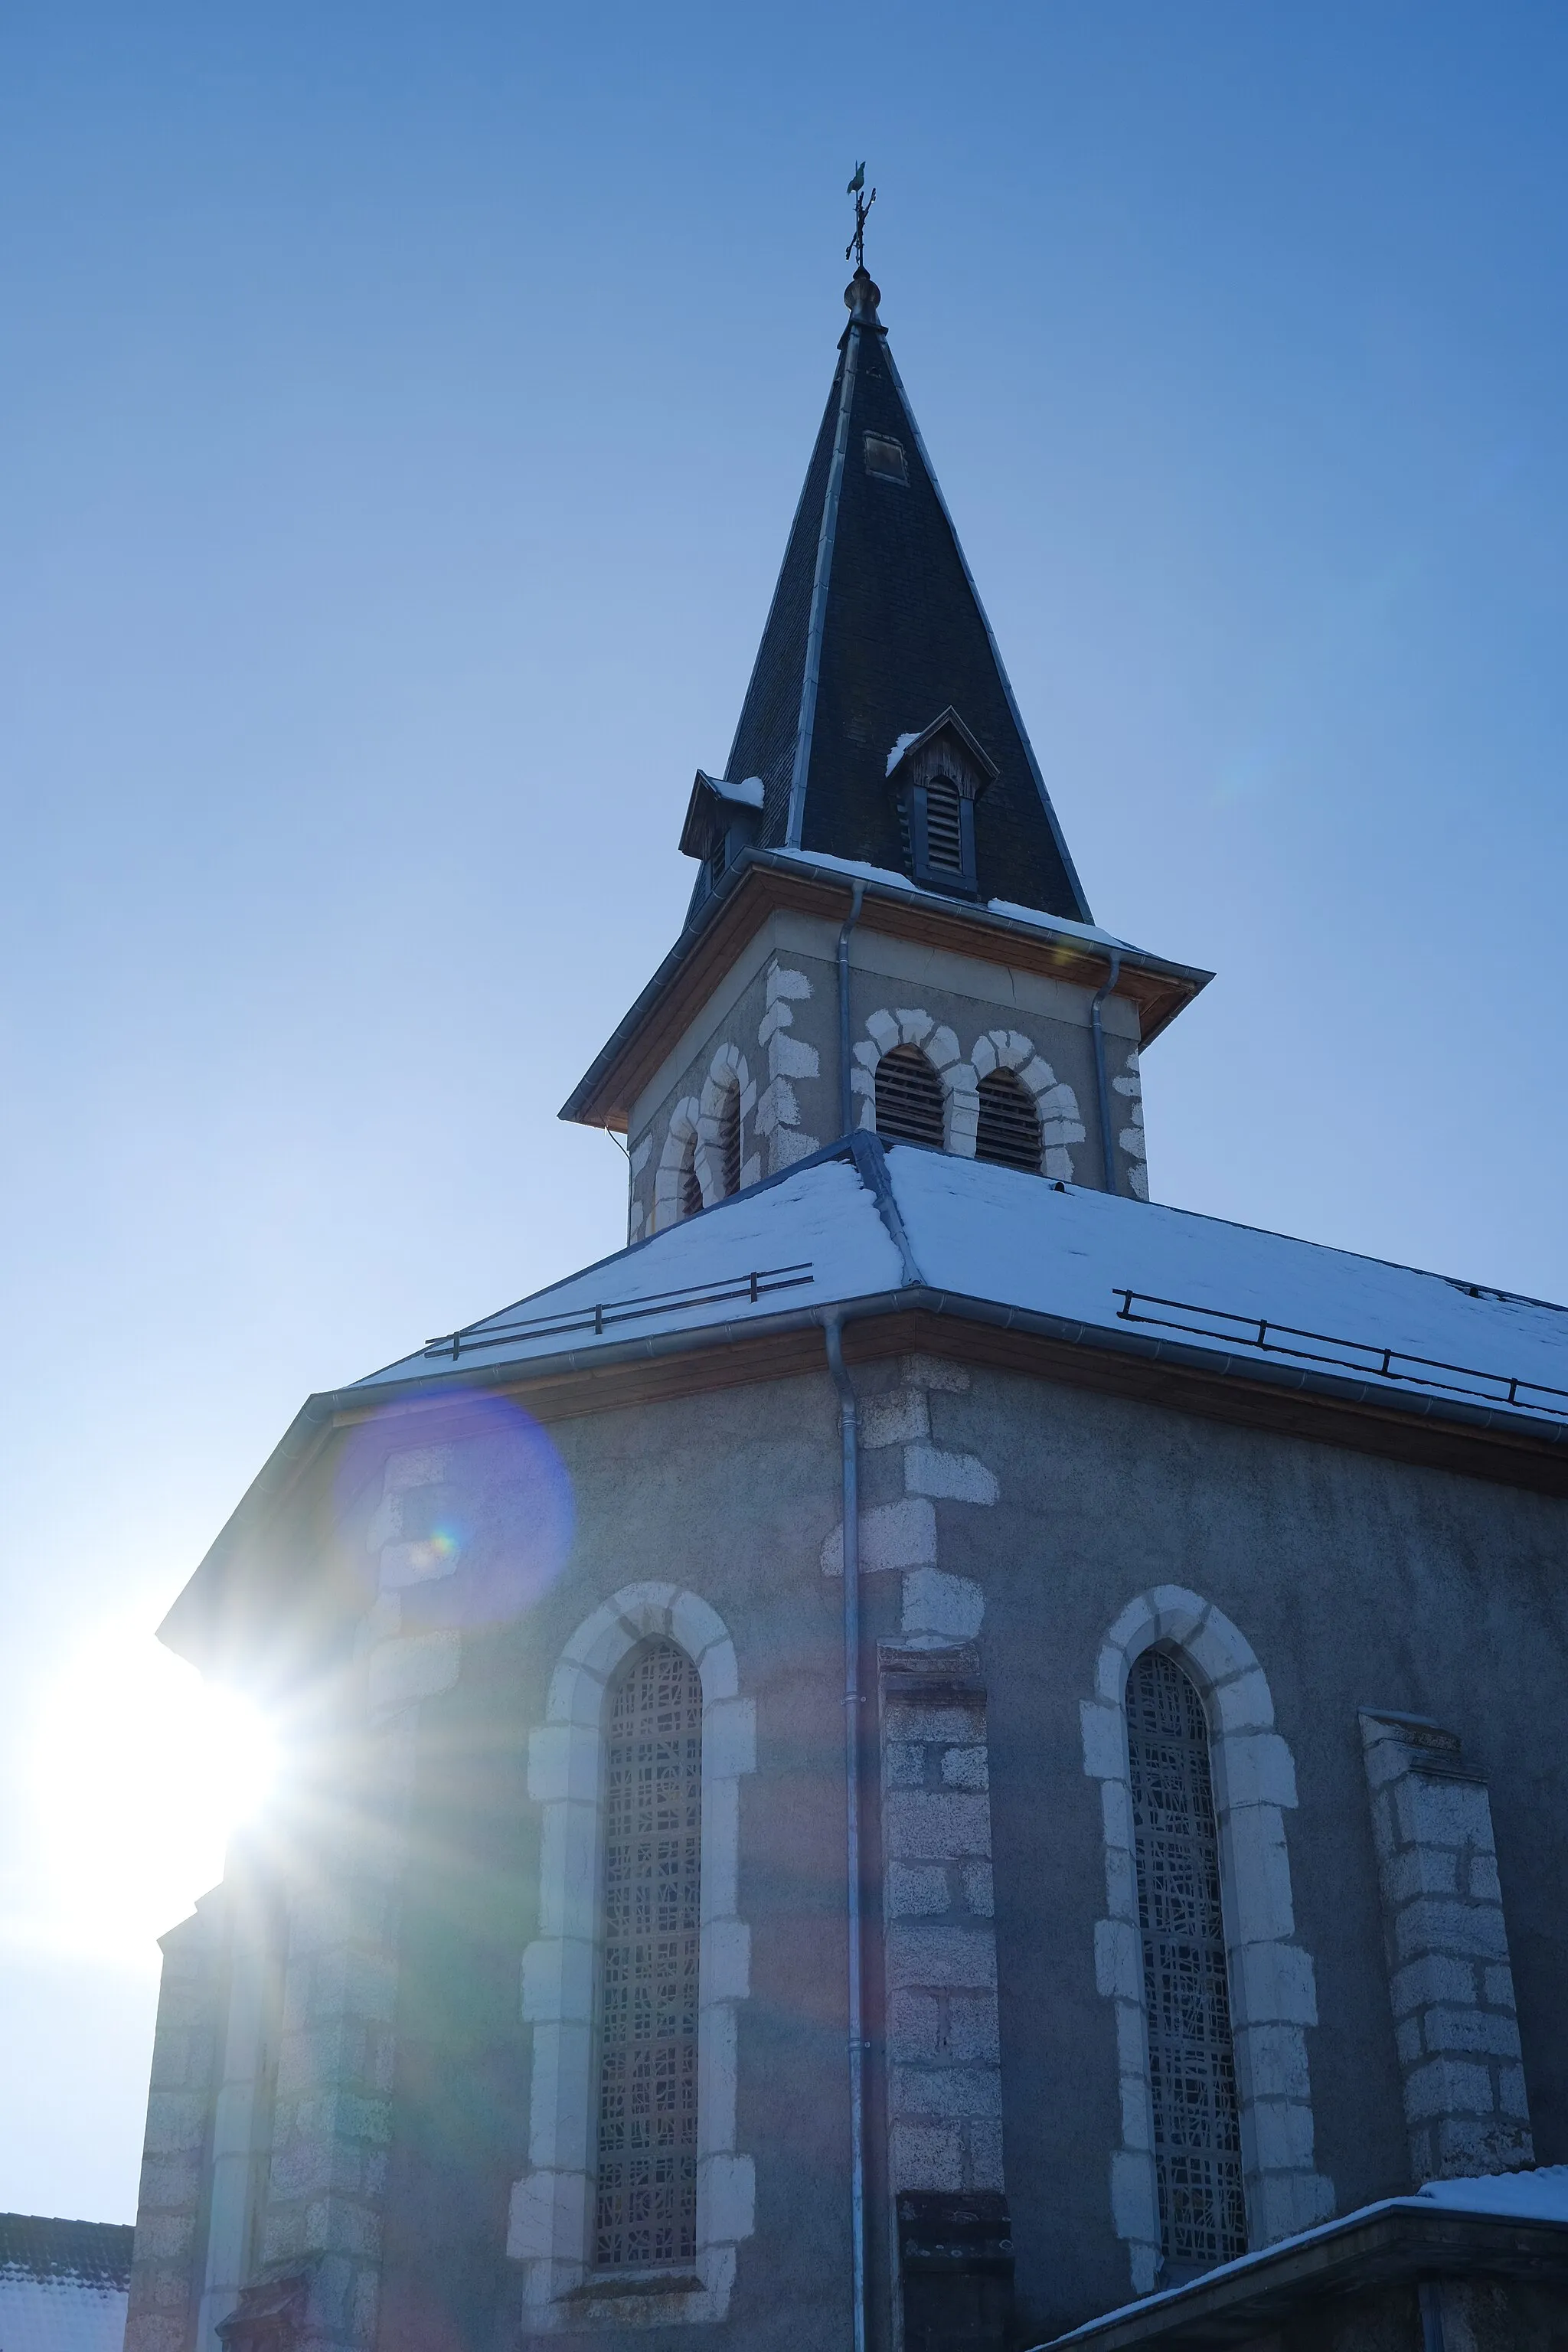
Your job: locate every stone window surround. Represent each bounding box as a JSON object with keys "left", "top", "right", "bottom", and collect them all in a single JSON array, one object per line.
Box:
[
  {"left": 654, "top": 1097, "right": 703, "bottom": 1233},
  {"left": 651, "top": 1050, "right": 761, "bottom": 1232},
  {"left": 508, "top": 1582, "right": 757, "bottom": 2330},
  {"left": 850, "top": 1010, "right": 1084, "bottom": 1181},
  {"left": 696, "top": 1045, "right": 759, "bottom": 1201},
  {"left": 1080, "top": 1586, "right": 1333, "bottom": 2296}
]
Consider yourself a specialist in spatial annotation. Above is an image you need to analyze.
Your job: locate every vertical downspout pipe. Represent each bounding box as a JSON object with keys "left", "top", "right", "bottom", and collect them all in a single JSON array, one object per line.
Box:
[
  {"left": 824, "top": 1310, "right": 869, "bottom": 2352},
  {"left": 1089, "top": 947, "right": 1122, "bottom": 1195},
  {"left": 838, "top": 879, "right": 867, "bottom": 1139}
]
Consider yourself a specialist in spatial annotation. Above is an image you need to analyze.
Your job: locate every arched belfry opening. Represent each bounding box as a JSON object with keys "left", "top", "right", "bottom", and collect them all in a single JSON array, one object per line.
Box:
[{"left": 875, "top": 1046, "right": 944, "bottom": 1148}]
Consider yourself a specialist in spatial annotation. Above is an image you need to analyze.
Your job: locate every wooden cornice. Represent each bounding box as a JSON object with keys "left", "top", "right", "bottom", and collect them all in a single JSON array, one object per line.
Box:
[{"left": 564, "top": 857, "right": 1210, "bottom": 1132}]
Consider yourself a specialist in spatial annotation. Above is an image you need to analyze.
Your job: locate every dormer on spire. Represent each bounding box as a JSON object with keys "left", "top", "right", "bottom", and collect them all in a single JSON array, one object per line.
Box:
[
  {"left": 885, "top": 708, "right": 998, "bottom": 897},
  {"left": 678, "top": 256, "right": 1092, "bottom": 926}
]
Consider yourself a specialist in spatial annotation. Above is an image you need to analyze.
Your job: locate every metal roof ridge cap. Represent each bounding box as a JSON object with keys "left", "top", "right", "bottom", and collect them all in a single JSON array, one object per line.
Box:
[{"left": 786, "top": 323, "right": 862, "bottom": 848}]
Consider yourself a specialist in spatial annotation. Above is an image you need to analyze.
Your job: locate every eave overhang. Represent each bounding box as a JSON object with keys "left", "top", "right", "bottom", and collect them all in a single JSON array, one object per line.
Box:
[
  {"left": 161, "top": 1230, "right": 1568, "bottom": 1684},
  {"left": 559, "top": 849, "right": 1213, "bottom": 1132},
  {"left": 1037, "top": 2199, "right": 1568, "bottom": 2348}
]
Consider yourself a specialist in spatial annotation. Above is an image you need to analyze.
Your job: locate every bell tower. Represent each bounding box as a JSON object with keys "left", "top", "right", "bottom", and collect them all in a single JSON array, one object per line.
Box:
[{"left": 561, "top": 264, "right": 1210, "bottom": 1241}]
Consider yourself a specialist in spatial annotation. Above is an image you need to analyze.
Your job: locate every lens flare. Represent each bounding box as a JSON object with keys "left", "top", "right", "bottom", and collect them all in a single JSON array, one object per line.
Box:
[
  {"left": 23, "top": 1624, "right": 279, "bottom": 1962},
  {"left": 335, "top": 1388, "right": 576, "bottom": 1627}
]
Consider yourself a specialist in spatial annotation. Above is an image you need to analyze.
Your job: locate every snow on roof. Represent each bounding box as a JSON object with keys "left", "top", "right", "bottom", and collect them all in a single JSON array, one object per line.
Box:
[
  {"left": 0, "top": 2216, "right": 131, "bottom": 2352},
  {"left": 353, "top": 1145, "right": 1568, "bottom": 1436},
  {"left": 697, "top": 771, "right": 764, "bottom": 809},
  {"left": 1417, "top": 2162, "right": 1568, "bottom": 2221},
  {"left": 1040, "top": 2167, "right": 1568, "bottom": 2345},
  {"left": 763, "top": 844, "right": 1134, "bottom": 952}
]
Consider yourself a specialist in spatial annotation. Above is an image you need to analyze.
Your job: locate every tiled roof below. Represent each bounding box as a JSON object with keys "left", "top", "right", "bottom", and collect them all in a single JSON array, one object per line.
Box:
[{"left": 0, "top": 2217, "right": 131, "bottom": 2352}]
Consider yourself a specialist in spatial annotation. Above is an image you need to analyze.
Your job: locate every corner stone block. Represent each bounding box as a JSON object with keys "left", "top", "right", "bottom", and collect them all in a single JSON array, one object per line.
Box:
[
  {"left": 900, "top": 1567, "right": 985, "bottom": 1645},
  {"left": 889, "top": 2123, "right": 963, "bottom": 2194},
  {"left": 820, "top": 1498, "right": 938, "bottom": 1577},
  {"left": 1109, "top": 2148, "right": 1160, "bottom": 2252},
  {"left": 860, "top": 1390, "right": 930, "bottom": 1449},
  {"left": 1080, "top": 1699, "right": 1125, "bottom": 1783},
  {"left": 697, "top": 2152, "right": 756, "bottom": 2245},
  {"left": 903, "top": 1445, "right": 999, "bottom": 1504}
]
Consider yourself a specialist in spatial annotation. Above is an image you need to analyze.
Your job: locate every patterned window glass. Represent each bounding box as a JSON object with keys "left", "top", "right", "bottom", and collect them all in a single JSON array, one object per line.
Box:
[
  {"left": 595, "top": 1642, "right": 703, "bottom": 2270},
  {"left": 1126, "top": 1649, "right": 1247, "bottom": 2272},
  {"left": 717, "top": 1083, "right": 741, "bottom": 1197}
]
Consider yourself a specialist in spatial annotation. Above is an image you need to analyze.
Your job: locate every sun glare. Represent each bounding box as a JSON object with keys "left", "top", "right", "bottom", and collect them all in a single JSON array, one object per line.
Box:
[{"left": 24, "top": 1624, "right": 279, "bottom": 1964}]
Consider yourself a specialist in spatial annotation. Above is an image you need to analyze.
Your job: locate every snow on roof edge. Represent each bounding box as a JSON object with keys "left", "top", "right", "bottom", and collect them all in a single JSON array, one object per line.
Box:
[{"left": 1037, "top": 2167, "right": 1568, "bottom": 2345}]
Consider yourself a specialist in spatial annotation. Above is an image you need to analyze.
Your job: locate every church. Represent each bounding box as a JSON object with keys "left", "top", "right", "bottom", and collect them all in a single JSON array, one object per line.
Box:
[{"left": 123, "top": 256, "right": 1568, "bottom": 2352}]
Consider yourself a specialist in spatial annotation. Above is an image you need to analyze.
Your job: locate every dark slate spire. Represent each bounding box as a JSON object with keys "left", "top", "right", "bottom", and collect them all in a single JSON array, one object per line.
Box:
[{"left": 711, "top": 267, "right": 1093, "bottom": 923}]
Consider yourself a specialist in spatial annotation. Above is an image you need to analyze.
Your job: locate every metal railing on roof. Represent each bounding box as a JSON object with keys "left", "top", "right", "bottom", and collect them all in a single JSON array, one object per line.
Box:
[
  {"left": 1113, "top": 1289, "right": 1568, "bottom": 1419},
  {"left": 424, "top": 1262, "right": 815, "bottom": 1362}
]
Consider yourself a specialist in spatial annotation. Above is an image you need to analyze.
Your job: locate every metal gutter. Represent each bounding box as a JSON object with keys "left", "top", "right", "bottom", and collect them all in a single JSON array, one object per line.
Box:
[
  {"left": 250, "top": 1282, "right": 1568, "bottom": 1460},
  {"left": 823, "top": 1313, "right": 870, "bottom": 2352},
  {"left": 558, "top": 848, "right": 1210, "bottom": 1128},
  {"left": 1089, "top": 946, "right": 1124, "bottom": 1194}
]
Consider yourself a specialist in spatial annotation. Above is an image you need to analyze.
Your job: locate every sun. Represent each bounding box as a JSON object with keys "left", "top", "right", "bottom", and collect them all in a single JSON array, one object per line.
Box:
[{"left": 24, "top": 1619, "right": 279, "bottom": 1963}]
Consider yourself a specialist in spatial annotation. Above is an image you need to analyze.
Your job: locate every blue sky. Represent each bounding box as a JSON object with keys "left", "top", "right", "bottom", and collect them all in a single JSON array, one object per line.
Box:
[{"left": 3, "top": 2, "right": 1567, "bottom": 2221}]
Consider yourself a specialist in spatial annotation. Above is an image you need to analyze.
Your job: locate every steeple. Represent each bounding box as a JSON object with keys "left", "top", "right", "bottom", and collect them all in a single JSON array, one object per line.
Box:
[
  {"left": 689, "top": 264, "right": 1092, "bottom": 926},
  {"left": 564, "top": 250, "right": 1210, "bottom": 1218}
]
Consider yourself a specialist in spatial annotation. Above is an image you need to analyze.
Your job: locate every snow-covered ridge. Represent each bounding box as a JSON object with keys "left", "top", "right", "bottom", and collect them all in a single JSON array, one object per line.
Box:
[{"left": 354, "top": 1147, "right": 1568, "bottom": 1432}]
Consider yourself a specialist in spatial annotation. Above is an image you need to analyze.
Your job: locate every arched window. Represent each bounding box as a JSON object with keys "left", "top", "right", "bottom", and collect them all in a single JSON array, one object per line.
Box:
[
  {"left": 717, "top": 1083, "right": 740, "bottom": 1197},
  {"left": 595, "top": 1642, "right": 703, "bottom": 2272},
  {"left": 975, "top": 1068, "right": 1041, "bottom": 1173},
  {"left": 679, "top": 1154, "right": 703, "bottom": 1220},
  {"left": 875, "top": 1045, "right": 944, "bottom": 1148},
  {"left": 1126, "top": 1649, "right": 1246, "bottom": 2275}
]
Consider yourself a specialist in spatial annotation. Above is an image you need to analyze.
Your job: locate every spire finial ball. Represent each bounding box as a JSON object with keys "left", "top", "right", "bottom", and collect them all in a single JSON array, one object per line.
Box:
[{"left": 844, "top": 266, "right": 882, "bottom": 326}]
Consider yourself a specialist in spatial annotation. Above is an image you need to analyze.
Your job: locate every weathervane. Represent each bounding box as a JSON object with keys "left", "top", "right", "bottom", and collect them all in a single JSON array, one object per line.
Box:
[{"left": 846, "top": 162, "right": 877, "bottom": 268}]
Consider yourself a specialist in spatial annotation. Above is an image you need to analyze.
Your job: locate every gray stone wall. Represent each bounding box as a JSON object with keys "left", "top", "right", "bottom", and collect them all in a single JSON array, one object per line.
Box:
[
  {"left": 136, "top": 1344, "right": 1568, "bottom": 2352},
  {"left": 625, "top": 908, "right": 1142, "bottom": 1236}
]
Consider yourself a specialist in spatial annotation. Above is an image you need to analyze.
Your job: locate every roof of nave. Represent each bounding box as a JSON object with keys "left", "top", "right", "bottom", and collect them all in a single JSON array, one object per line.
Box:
[
  {"left": 353, "top": 1135, "right": 1568, "bottom": 1442},
  {"left": 0, "top": 2216, "right": 132, "bottom": 2352},
  {"left": 691, "top": 266, "right": 1091, "bottom": 926},
  {"left": 162, "top": 1138, "right": 1568, "bottom": 1670}
]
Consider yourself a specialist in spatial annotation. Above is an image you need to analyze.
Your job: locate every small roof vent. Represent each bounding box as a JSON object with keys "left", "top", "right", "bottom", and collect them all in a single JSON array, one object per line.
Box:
[{"left": 864, "top": 433, "right": 907, "bottom": 485}]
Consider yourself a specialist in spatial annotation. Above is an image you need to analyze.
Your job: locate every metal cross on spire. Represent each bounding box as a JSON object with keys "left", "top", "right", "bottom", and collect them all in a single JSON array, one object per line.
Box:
[{"left": 845, "top": 162, "right": 877, "bottom": 268}]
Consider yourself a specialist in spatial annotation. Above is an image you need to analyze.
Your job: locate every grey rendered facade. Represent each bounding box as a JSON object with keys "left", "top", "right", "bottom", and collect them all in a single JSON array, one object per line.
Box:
[
  {"left": 126, "top": 1336, "right": 1568, "bottom": 2352},
  {"left": 125, "top": 260, "right": 1568, "bottom": 2352}
]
